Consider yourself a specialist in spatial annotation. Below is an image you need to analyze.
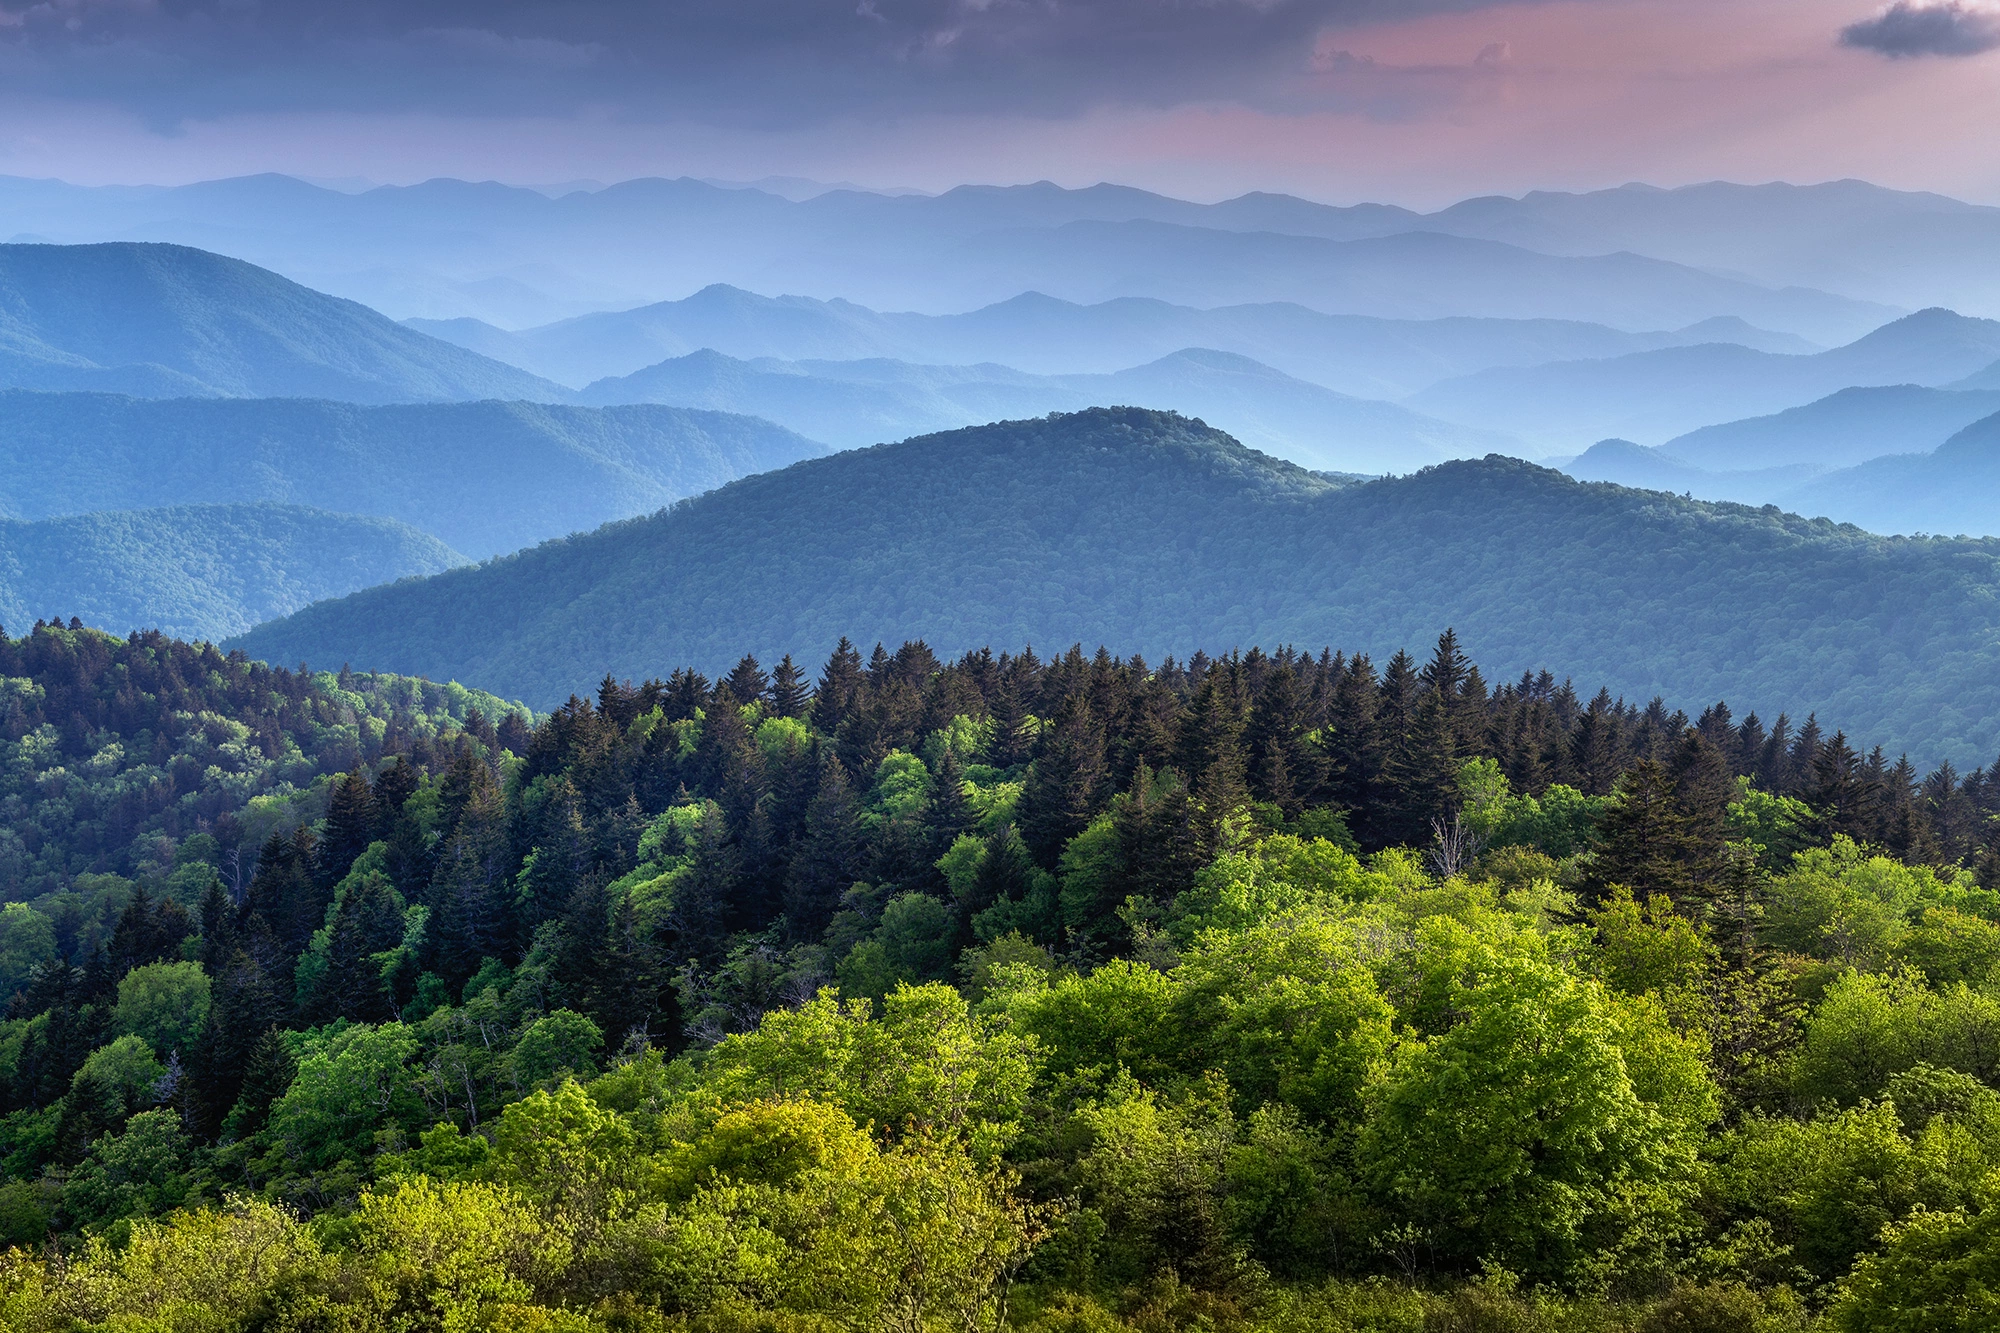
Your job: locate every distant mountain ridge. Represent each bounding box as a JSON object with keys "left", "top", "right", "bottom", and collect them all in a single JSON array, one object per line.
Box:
[
  {"left": 230, "top": 408, "right": 2000, "bottom": 767},
  {"left": 0, "top": 242, "right": 564, "bottom": 403},
  {"left": 0, "top": 172, "right": 1963, "bottom": 331},
  {"left": 0, "top": 503, "right": 464, "bottom": 641},
  {"left": 411, "top": 283, "right": 1820, "bottom": 396},
  {"left": 575, "top": 345, "right": 1516, "bottom": 472},
  {"left": 0, "top": 391, "right": 827, "bottom": 558},
  {"left": 1411, "top": 309, "right": 2000, "bottom": 451},
  {"left": 1565, "top": 402, "right": 2000, "bottom": 537}
]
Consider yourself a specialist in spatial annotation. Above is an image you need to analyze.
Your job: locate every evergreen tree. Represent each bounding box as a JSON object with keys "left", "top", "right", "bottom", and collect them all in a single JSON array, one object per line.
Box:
[
  {"left": 222, "top": 1027, "right": 297, "bottom": 1142},
  {"left": 782, "top": 753, "right": 863, "bottom": 942},
  {"left": 303, "top": 876, "right": 405, "bottom": 1025},
  {"left": 669, "top": 804, "right": 742, "bottom": 964},
  {"left": 1569, "top": 692, "right": 1623, "bottom": 797},
  {"left": 1323, "top": 654, "right": 1379, "bottom": 819},
  {"left": 1808, "top": 732, "right": 1877, "bottom": 841},
  {"left": 724, "top": 655, "right": 770, "bottom": 706},
  {"left": 319, "top": 770, "right": 379, "bottom": 886},
  {"left": 1017, "top": 692, "right": 1107, "bottom": 867},
  {"left": 811, "top": 638, "right": 864, "bottom": 738},
  {"left": 1589, "top": 758, "right": 1698, "bottom": 904},
  {"left": 767, "top": 654, "right": 812, "bottom": 718},
  {"left": 1178, "top": 673, "right": 1248, "bottom": 820},
  {"left": 1378, "top": 688, "right": 1457, "bottom": 849}
]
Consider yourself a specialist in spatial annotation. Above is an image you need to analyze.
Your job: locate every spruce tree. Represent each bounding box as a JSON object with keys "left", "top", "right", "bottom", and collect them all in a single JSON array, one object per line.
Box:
[
  {"left": 1017, "top": 693, "right": 1107, "bottom": 867},
  {"left": 767, "top": 654, "right": 812, "bottom": 718},
  {"left": 724, "top": 655, "right": 770, "bottom": 706},
  {"left": 319, "top": 770, "right": 378, "bottom": 887},
  {"left": 1177, "top": 674, "right": 1248, "bottom": 821},
  {"left": 782, "top": 753, "right": 863, "bottom": 942},
  {"left": 811, "top": 638, "right": 864, "bottom": 737},
  {"left": 1589, "top": 758, "right": 1697, "bottom": 904}
]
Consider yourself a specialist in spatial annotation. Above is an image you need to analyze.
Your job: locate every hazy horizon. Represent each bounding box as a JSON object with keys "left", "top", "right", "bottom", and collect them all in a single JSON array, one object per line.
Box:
[{"left": 2, "top": 1, "right": 1999, "bottom": 208}]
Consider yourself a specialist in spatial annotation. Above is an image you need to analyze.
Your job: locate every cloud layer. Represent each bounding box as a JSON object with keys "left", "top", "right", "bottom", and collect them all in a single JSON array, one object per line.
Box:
[
  {"left": 0, "top": 0, "right": 1520, "bottom": 126},
  {"left": 1841, "top": 1, "right": 2000, "bottom": 57}
]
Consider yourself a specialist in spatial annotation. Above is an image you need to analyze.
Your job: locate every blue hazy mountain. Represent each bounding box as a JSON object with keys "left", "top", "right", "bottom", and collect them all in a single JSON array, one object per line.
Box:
[
  {"left": 0, "top": 174, "right": 1900, "bottom": 339},
  {"left": 1410, "top": 309, "right": 2000, "bottom": 452},
  {"left": 1776, "top": 412, "right": 2000, "bottom": 538},
  {"left": 230, "top": 408, "right": 2000, "bottom": 766},
  {"left": 0, "top": 503, "right": 465, "bottom": 641},
  {"left": 412, "top": 283, "right": 1818, "bottom": 396},
  {"left": 0, "top": 242, "right": 565, "bottom": 402},
  {"left": 1656, "top": 385, "right": 2000, "bottom": 471},
  {"left": 1564, "top": 404, "right": 2000, "bottom": 537},
  {"left": 574, "top": 346, "right": 1518, "bottom": 473},
  {"left": 0, "top": 392, "right": 826, "bottom": 559}
]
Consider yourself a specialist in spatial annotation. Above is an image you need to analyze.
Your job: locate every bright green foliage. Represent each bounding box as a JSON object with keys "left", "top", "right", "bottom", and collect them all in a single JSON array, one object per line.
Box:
[
  {"left": 264, "top": 1022, "right": 423, "bottom": 1175},
  {"left": 61, "top": 1109, "right": 197, "bottom": 1233},
  {"left": 1789, "top": 970, "right": 2000, "bottom": 1106},
  {"left": 1358, "top": 936, "right": 1706, "bottom": 1280},
  {"left": 703, "top": 983, "right": 1035, "bottom": 1160},
  {"left": 0, "top": 904, "right": 55, "bottom": 1001},
  {"left": 111, "top": 961, "right": 211, "bottom": 1058},
  {"left": 509, "top": 1010, "right": 604, "bottom": 1090},
  {"left": 1832, "top": 1176, "right": 2000, "bottom": 1332}
]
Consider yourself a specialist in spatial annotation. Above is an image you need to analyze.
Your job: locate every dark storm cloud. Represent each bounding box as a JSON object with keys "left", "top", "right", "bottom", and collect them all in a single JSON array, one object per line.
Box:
[
  {"left": 1841, "top": 1, "right": 2000, "bottom": 57},
  {"left": 0, "top": 0, "right": 1520, "bottom": 125}
]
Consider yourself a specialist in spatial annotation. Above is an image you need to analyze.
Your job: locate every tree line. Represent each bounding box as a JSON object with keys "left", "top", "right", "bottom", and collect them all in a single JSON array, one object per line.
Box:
[{"left": 3, "top": 622, "right": 2000, "bottom": 1330}]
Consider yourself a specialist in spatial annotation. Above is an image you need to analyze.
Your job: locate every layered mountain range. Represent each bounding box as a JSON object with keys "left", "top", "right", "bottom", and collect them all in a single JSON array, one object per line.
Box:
[{"left": 0, "top": 176, "right": 1994, "bottom": 764}]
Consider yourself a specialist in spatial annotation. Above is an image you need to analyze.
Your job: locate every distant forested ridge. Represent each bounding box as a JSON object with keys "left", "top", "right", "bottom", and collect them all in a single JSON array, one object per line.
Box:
[
  {"left": 234, "top": 408, "right": 2000, "bottom": 767},
  {"left": 1, "top": 620, "right": 1997, "bottom": 1328},
  {"left": 0, "top": 242, "right": 563, "bottom": 403},
  {"left": 0, "top": 503, "right": 464, "bottom": 641},
  {"left": 0, "top": 391, "right": 827, "bottom": 558}
]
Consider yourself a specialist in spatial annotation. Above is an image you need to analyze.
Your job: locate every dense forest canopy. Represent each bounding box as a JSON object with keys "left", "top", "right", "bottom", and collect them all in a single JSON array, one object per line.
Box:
[
  {"left": 0, "top": 503, "right": 465, "bottom": 641},
  {"left": 0, "top": 392, "right": 826, "bottom": 561},
  {"left": 4, "top": 620, "right": 2000, "bottom": 1328},
  {"left": 230, "top": 408, "right": 2000, "bottom": 768}
]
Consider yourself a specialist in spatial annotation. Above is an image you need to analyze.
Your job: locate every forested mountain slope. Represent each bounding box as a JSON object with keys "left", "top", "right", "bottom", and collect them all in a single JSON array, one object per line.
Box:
[
  {"left": 231, "top": 408, "right": 2000, "bottom": 766},
  {"left": 0, "top": 504, "right": 464, "bottom": 640},
  {"left": 0, "top": 392, "right": 827, "bottom": 557},
  {"left": 0, "top": 243, "right": 563, "bottom": 402}
]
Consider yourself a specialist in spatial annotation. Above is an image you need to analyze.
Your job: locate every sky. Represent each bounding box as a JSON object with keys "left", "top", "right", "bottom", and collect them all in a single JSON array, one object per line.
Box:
[{"left": 0, "top": 0, "right": 1996, "bottom": 205}]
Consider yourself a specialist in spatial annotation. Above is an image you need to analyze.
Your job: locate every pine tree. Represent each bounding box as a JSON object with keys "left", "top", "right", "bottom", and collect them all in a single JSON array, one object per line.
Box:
[
  {"left": 724, "top": 655, "right": 770, "bottom": 706},
  {"left": 1017, "top": 692, "right": 1107, "bottom": 867},
  {"left": 304, "top": 877, "right": 405, "bottom": 1025},
  {"left": 782, "top": 753, "right": 863, "bottom": 942},
  {"left": 319, "top": 770, "right": 379, "bottom": 887},
  {"left": 1809, "top": 732, "right": 1877, "bottom": 841},
  {"left": 768, "top": 654, "right": 812, "bottom": 718},
  {"left": 1177, "top": 674, "right": 1248, "bottom": 820},
  {"left": 670, "top": 804, "right": 742, "bottom": 964},
  {"left": 811, "top": 638, "right": 864, "bottom": 737},
  {"left": 1378, "top": 689, "right": 1458, "bottom": 849},
  {"left": 222, "top": 1027, "right": 298, "bottom": 1142},
  {"left": 1569, "top": 692, "right": 1623, "bottom": 797},
  {"left": 922, "top": 747, "right": 976, "bottom": 863},
  {"left": 1589, "top": 758, "right": 1698, "bottom": 904},
  {"left": 1323, "top": 654, "right": 1379, "bottom": 819}
]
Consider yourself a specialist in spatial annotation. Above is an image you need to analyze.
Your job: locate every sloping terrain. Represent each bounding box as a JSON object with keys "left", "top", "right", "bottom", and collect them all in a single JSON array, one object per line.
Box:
[
  {"left": 232, "top": 408, "right": 2000, "bottom": 765},
  {"left": 0, "top": 392, "right": 826, "bottom": 558},
  {"left": 0, "top": 503, "right": 464, "bottom": 641},
  {"left": 0, "top": 242, "right": 563, "bottom": 402}
]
